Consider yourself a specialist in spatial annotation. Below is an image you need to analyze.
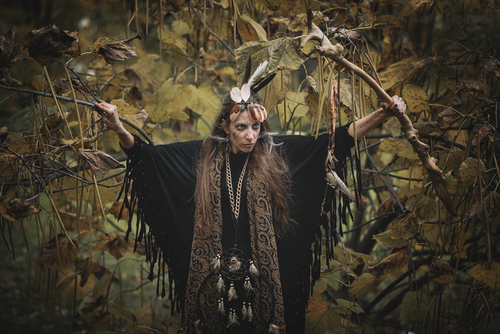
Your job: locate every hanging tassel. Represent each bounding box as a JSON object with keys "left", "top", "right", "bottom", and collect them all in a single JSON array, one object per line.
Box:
[
  {"left": 247, "top": 302, "right": 253, "bottom": 322},
  {"left": 249, "top": 260, "right": 259, "bottom": 277},
  {"left": 217, "top": 274, "right": 226, "bottom": 294},
  {"left": 241, "top": 301, "right": 248, "bottom": 320},
  {"left": 228, "top": 281, "right": 238, "bottom": 301},
  {"left": 268, "top": 323, "right": 280, "bottom": 333},
  {"left": 212, "top": 254, "right": 221, "bottom": 273},
  {"left": 218, "top": 299, "right": 226, "bottom": 315},
  {"left": 244, "top": 276, "right": 253, "bottom": 296},
  {"left": 227, "top": 308, "right": 239, "bottom": 327},
  {"left": 194, "top": 319, "right": 203, "bottom": 334}
]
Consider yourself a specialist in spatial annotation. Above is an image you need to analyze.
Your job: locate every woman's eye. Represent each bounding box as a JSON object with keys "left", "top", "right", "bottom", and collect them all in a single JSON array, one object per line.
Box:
[
  {"left": 252, "top": 123, "right": 260, "bottom": 129},
  {"left": 237, "top": 125, "right": 245, "bottom": 130}
]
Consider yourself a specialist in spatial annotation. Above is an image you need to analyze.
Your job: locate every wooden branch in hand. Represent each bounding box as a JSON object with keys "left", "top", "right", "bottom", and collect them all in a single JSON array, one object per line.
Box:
[
  {"left": 301, "top": 9, "right": 457, "bottom": 216},
  {"left": 0, "top": 82, "right": 154, "bottom": 145}
]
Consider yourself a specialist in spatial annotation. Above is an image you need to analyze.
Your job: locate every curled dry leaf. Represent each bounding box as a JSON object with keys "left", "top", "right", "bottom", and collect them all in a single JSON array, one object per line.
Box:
[
  {"left": 429, "top": 257, "right": 455, "bottom": 284},
  {"left": 40, "top": 111, "right": 70, "bottom": 134},
  {"left": 91, "top": 34, "right": 143, "bottom": 64},
  {"left": 96, "top": 231, "right": 132, "bottom": 260},
  {"left": 36, "top": 234, "right": 79, "bottom": 270},
  {"left": 21, "top": 24, "right": 77, "bottom": 67},
  {"left": 75, "top": 257, "right": 116, "bottom": 287},
  {"left": 77, "top": 149, "right": 125, "bottom": 178},
  {"left": 109, "top": 200, "right": 129, "bottom": 221},
  {"left": 468, "top": 191, "right": 500, "bottom": 233},
  {"left": 237, "top": 14, "right": 268, "bottom": 42},
  {"left": 369, "top": 249, "right": 410, "bottom": 277},
  {"left": 0, "top": 196, "right": 39, "bottom": 221},
  {"left": 0, "top": 26, "right": 26, "bottom": 86},
  {"left": 390, "top": 212, "right": 419, "bottom": 240}
]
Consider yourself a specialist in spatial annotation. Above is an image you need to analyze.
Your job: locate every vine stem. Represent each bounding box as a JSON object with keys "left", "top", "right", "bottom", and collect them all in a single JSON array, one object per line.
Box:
[{"left": 0, "top": 82, "right": 153, "bottom": 145}]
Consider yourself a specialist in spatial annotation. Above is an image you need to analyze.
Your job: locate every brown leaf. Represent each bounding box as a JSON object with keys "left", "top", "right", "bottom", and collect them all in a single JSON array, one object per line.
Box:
[
  {"left": 458, "top": 157, "right": 486, "bottom": 181},
  {"left": 96, "top": 231, "right": 132, "bottom": 260},
  {"left": 390, "top": 212, "right": 419, "bottom": 240},
  {"left": 109, "top": 200, "right": 129, "bottom": 221},
  {"left": 446, "top": 225, "right": 466, "bottom": 258},
  {"left": 481, "top": 59, "right": 500, "bottom": 100},
  {"left": 63, "top": 30, "right": 81, "bottom": 58},
  {"left": 36, "top": 234, "right": 79, "bottom": 270},
  {"left": 92, "top": 270, "right": 114, "bottom": 300},
  {"left": 429, "top": 257, "right": 455, "bottom": 284},
  {"left": 373, "top": 230, "right": 407, "bottom": 248},
  {"left": 468, "top": 191, "right": 500, "bottom": 233},
  {"left": 40, "top": 111, "right": 70, "bottom": 134},
  {"left": 22, "top": 24, "right": 76, "bottom": 66},
  {"left": 467, "top": 262, "right": 500, "bottom": 296},
  {"left": 77, "top": 149, "right": 125, "bottom": 178},
  {"left": 75, "top": 257, "right": 104, "bottom": 287},
  {"left": 108, "top": 300, "right": 137, "bottom": 323},
  {"left": 369, "top": 249, "right": 409, "bottom": 277},
  {"left": 237, "top": 14, "right": 267, "bottom": 42},
  {"left": 0, "top": 27, "right": 26, "bottom": 85},
  {"left": 91, "top": 34, "right": 143, "bottom": 64},
  {"left": 0, "top": 196, "right": 39, "bottom": 221}
]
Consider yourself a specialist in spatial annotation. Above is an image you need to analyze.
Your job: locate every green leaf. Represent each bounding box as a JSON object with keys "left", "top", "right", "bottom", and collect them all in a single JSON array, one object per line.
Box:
[{"left": 400, "top": 291, "right": 430, "bottom": 322}]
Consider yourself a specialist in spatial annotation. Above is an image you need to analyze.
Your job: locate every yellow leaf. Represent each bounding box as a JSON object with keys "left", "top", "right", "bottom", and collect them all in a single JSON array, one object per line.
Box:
[
  {"left": 162, "top": 128, "right": 177, "bottom": 141},
  {"left": 110, "top": 99, "right": 143, "bottom": 114},
  {"left": 146, "top": 79, "right": 188, "bottom": 122},
  {"left": 59, "top": 170, "right": 121, "bottom": 206},
  {"left": 458, "top": 157, "right": 486, "bottom": 181},
  {"left": 184, "top": 82, "right": 220, "bottom": 120},
  {"left": 305, "top": 294, "right": 344, "bottom": 333},
  {"left": 348, "top": 273, "right": 385, "bottom": 299},
  {"left": 390, "top": 212, "right": 419, "bottom": 240},
  {"left": 276, "top": 92, "right": 308, "bottom": 127},
  {"left": 406, "top": 194, "right": 438, "bottom": 223},
  {"left": 468, "top": 263, "right": 500, "bottom": 296},
  {"left": 379, "top": 137, "right": 411, "bottom": 155},
  {"left": 57, "top": 271, "right": 95, "bottom": 306},
  {"left": 237, "top": 14, "right": 268, "bottom": 42},
  {"left": 172, "top": 20, "right": 193, "bottom": 37},
  {"left": 402, "top": 84, "right": 430, "bottom": 113}
]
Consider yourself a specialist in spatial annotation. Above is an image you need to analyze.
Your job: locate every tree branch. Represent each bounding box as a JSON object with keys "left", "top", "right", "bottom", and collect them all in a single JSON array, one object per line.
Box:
[
  {"left": 0, "top": 82, "right": 153, "bottom": 145},
  {"left": 301, "top": 9, "right": 457, "bottom": 216}
]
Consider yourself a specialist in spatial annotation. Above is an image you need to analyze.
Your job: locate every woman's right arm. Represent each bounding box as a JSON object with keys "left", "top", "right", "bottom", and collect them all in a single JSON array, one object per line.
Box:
[{"left": 93, "top": 100, "right": 135, "bottom": 149}]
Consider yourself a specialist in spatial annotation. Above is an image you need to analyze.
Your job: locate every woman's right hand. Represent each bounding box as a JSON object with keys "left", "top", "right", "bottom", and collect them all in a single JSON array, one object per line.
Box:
[
  {"left": 93, "top": 100, "right": 135, "bottom": 149},
  {"left": 93, "top": 100, "right": 126, "bottom": 134}
]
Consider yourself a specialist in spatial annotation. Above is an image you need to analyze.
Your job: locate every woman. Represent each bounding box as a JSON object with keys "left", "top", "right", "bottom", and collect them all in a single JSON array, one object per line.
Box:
[{"left": 94, "top": 72, "right": 405, "bottom": 333}]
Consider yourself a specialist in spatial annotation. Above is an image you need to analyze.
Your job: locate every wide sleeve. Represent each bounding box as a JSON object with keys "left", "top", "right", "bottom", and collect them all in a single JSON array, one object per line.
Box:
[
  {"left": 276, "top": 124, "right": 355, "bottom": 295},
  {"left": 119, "top": 136, "right": 201, "bottom": 303}
]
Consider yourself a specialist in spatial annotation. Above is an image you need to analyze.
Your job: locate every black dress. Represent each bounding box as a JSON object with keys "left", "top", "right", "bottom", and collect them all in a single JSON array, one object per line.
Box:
[{"left": 120, "top": 125, "right": 354, "bottom": 333}]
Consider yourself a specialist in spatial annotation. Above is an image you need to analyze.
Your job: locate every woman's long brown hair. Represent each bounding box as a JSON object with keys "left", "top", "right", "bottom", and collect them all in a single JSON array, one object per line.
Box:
[{"left": 194, "top": 94, "right": 293, "bottom": 239}]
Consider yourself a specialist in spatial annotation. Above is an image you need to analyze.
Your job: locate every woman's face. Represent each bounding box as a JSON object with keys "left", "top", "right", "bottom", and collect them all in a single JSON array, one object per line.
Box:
[{"left": 224, "top": 111, "right": 261, "bottom": 154}]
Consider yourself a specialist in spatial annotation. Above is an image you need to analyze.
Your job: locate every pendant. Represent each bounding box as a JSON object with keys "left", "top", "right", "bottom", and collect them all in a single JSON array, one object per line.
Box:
[{"left": 220, "top": 248, "right": 249, "bottom": 281}]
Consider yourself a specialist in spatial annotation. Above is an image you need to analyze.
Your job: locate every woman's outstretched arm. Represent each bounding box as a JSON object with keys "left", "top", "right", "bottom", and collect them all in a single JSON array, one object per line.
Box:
[
  {"left": 348, "top": 96, "right": 406, "bottom": 140},
  {"left": 93, "top": 100, "right": 135, "bottom": 149}
]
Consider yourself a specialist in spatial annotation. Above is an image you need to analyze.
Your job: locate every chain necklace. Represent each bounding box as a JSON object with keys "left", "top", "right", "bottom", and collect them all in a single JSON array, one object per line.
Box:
[{"left": 225, "top": 152, "right": 250, "bottom": 245}]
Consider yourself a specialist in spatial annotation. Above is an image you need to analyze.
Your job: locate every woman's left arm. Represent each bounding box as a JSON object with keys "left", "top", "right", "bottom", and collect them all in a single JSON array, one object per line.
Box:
[{"left": 348, "top": 96, "right": 407, "bottom": 140}]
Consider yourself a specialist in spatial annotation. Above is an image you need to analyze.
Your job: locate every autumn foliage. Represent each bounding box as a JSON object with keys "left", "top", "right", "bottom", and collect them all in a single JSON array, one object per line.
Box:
[{"left": 1, "top": 0, "right": 500, "bottom": 333}]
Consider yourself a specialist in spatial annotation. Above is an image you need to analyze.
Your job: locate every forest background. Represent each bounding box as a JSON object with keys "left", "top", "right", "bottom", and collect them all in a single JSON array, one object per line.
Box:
[{"left": 0, "top": 0, "right": 499, "bottom": 333}]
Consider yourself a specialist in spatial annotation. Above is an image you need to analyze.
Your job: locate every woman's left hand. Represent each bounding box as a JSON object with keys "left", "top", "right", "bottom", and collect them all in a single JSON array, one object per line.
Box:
[{"left": 380, "top": 95, "right": 407, "bottom": 118}]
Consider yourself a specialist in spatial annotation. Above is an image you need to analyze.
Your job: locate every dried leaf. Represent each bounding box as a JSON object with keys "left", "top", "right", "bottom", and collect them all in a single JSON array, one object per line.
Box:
[
  {"left": 402, "top": 84, "right": 430, "bottom": 113},
  {"left": 254, "top": 0, "right": 297, "bottom": 11},
  {"left": 56, "top": 271, "right": 95, "bottom": 306},
  {"left": 400, "top": 291, "right": 430, "bottom": 322},
  {"left": 171, "top": 20, "right": 193, "bottom": 36},
  {"left": 468, "top": 191, "right": 500, "bottom": 233},
  {"left": 335, "top": 246, "right": 373, "bottom": 269},
  {"left": 184, "top": 82, "right": 220, "bottom": 120},
  {"left": 446, "top": 225, "right": 466, "bottom": 257},
  {"left": 108, "top": 300, "right": 137, "bottom": 323},
  {"left": 92, "top": 270, "right": 114, "bottom": 300},
  {"left": 78, "top": 149, "right": 125, "bottom": 178},
  {"left": 373, "top": 230, "right": 407, "bottom": 248},
  {"left": 390, "top": 212, "right": 419, "bottom": 240},
  {"left": 429, "top": 257, "right": 455, "bottom": 284},
  {"left": 348, "top": 273, "right": 385, "bottom": 299},
  {"left": 458, "top": 157, "right": 486, "bottom": 181},
  {"left": 75, "top": 257, "right": 111, "bottom": 287},
  {"left": 0, "top": 196, "right": 39, "bottom": 221},
  {"left": 334, "top": 298, "right": 364, "bottom": 314},
  {"left": 369, "top": 249, "right": 409, "bottom": 276},
  {"left": 96, "top": 231, "right": 132, "bottom": 260},
  {"left": 109, "top": 200, "right": 129, "bottom": 221},
  {"left": 379, "top": 137, "right": 418, "bottom": 159},
  {"left": 91, "top": 34, "right": 143, "bottom": 64},
  {"left": 406, "top": 194, "right": 438, "bottom": 223},
  {"left": 36, "top": 234, "right": 79, "bottom": 270},
  {"left": 0, "top": 26, "right": 26, "bottom": 85},
  {"left": 63, "top": 30, "right": 81, "bottom": 58},
  {"left": 22, "top": 24, "right": 76, "bottom": 66},
  {"left": 59, "top": 170, "right": 120, "bottom": 206},
  {"left": 125, "top": 54, "right": 170, "bottom": 92},
  {"left": 237, "top": 14, "right": 268, "bottom": 42},
  {"left": 305, "top": 294, "right": 343, "bottom": 333},
  {"left": 467, "top": 262, "right": 500, "bottom": 296}
]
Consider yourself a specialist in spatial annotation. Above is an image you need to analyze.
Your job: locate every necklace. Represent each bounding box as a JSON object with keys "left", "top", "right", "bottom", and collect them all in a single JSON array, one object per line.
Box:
[{"left": 225, "top": 152, "right": 250, "bottom": 245}]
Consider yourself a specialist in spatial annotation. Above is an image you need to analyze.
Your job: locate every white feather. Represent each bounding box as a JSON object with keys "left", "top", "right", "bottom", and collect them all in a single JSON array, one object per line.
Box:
[
  {"left": 241, "top": 83, "right": 251, "bottom": 102},
  {"left": 230, "top": 87, "right": 242, "bottom": 103},
  {"left": 247, "top": 61, "right": 268, "bottom": 88}
]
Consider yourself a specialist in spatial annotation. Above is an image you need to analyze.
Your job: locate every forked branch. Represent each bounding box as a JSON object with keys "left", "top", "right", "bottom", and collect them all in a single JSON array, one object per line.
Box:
[{"left": 301, "top": 9, "right": 457, "bottom": 216}]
